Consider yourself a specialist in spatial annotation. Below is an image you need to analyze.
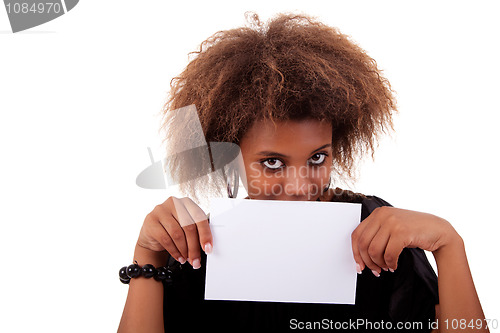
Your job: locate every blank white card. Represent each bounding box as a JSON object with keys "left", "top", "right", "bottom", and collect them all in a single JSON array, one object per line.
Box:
[{"left": 205, "top": 198, "right": 361, "bottom": 304}]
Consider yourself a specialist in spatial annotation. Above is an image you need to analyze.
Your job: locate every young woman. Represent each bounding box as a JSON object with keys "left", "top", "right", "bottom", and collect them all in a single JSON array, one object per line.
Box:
[{"left": 118, "top": 13, "right": 487, "bottom": 332}]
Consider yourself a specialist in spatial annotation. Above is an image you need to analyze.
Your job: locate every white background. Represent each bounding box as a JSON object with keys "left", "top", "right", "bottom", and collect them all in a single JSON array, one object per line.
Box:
[{"left": 1, "top": 0, "right": 499, "bottom": 331}]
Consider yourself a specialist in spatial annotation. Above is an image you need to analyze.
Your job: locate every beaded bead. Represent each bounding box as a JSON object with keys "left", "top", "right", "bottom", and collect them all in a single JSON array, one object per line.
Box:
[
  {"left": 164, "top": 271, "right": 173, "bottom": 285},
  {"left": 154, "top": 266, "right": 170, "bottom": 281},
  {"left": 119, "top": 266, "right": 131, "bottom": 284},
  {"left": 126, "top": 263, "right": 141, "bottom": 278},
  {"left": 142, "top": 264, "right": 156, "bottom": 278}
]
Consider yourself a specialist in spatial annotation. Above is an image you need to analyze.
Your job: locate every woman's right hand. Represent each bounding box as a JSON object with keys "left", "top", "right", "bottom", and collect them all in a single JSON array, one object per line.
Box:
[{"left": 136, "top": 196, "right": 212, "bottom": 269}]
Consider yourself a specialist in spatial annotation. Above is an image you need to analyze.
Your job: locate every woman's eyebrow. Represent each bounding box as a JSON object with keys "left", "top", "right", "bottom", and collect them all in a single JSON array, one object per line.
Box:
[
  {"left": 311, "top": 143, "right": 332, "bottom": 153},
  {"left": 256, "top": 151, "right": 289, "bottom": 158},
  {"left": 256, "top": 144, "right": 332, "bottom": 157}
]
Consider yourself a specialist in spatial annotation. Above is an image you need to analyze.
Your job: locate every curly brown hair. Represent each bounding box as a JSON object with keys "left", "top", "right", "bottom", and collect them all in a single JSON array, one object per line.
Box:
[{"left": 159, "top": 13, "right": 397, "bottom": 204}]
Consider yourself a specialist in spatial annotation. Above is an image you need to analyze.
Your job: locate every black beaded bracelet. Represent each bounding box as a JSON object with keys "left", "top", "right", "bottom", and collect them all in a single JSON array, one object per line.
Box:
[{"left": 119, "top": 260, "right": 173, "bottom": 284}]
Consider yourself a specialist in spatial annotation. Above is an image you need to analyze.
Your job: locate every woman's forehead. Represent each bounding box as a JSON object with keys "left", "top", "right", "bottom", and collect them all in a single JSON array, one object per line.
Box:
[{"left": 240, "top": 119, "right": 332, "bottom": 151}]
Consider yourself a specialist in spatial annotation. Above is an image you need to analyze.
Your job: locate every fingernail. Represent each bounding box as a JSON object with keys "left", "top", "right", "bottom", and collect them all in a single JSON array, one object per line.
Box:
[
  {"left": 356, "top": 263, "right": 362, "bottom": 274},
  {"left": 192, "top": 258, "right": 201, "bottom": 269},
  {"left": 371, "top": 269, "right": 380, "bottom": 277},
  {"left": 177, "top": 257, "right": 186, "bottom": 264},
  {"left": 389, "top": 268, "right": 395, "bottom": 273},
  {"left": 204, "top": 243, "right": 212, "bottom": 254},
  {"left": 382, "top": 267, "right": 388, "bottom": 272}
]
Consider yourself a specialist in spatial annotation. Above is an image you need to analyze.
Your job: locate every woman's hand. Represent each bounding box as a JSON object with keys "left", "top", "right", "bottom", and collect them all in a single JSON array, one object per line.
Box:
[
  {"left": 351, "top": 206, "right": 459, "bottom": 276},
  {"left": 136, "top": 196, "right": 212, "bottom": 269}
]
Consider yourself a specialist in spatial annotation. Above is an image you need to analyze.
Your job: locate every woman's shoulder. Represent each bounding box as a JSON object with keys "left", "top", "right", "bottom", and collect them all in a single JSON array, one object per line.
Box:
[
  {"left": 319, "top": 187, "right": 368, "bottom": 203},
  {"left": 320, "top": 187, "right": 391, "bottom": 205},
  {"left": 319, "top": 187, "right": 393, "bottom": 220}
]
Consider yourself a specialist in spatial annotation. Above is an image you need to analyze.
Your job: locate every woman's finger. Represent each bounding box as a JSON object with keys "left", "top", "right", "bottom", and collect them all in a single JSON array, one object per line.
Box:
[
  {"left": 181, "top": 197, "right": 212, "bottom": 253},
  {"left": 159, "top": 215, "right": 189, "bottom": 263},
  {"left": 196, "top": 219, "right": 212, "bottom": 253},
  {"left": 354, "top": 215, "right": 383, "bottom": 276},
  {"left": 383, "top": 234, "right": 406, "bottom": 271},
  {"left": 366, "top": 226, "right": 391, "bottom": 271},
  {"left": 170, "top": 198, "right": 201, "bottom": 268},
  {"left": 351, "top": 222, "right": 367, "bottom": 273},
  {"left": 154, "top": 200, "right": 189, "bottom": 262},
  {"left": 149, "top": 220, "right": 184, "bottom": 263},
  {"left": 183, "top": 222, "right": 202, "bottom": 269}
]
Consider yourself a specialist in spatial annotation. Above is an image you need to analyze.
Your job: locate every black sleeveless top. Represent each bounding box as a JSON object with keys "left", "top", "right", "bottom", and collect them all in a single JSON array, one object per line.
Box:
[{"left": 162, "top": 195, "right": 439, "bottom": 332}]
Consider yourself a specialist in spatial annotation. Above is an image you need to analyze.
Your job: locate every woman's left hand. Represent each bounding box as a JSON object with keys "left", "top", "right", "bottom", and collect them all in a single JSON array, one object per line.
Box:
[{"left": 351, "top": 206, "right": 459, "bottom": 276}]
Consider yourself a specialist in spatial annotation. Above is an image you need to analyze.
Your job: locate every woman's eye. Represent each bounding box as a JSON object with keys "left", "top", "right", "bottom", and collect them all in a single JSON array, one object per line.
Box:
[
  {"left": 262, "top": 158, "right": 284, "bottom": 169},
  {"left": 308, "top": 153, "right": 326, "bottom": 165}
]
